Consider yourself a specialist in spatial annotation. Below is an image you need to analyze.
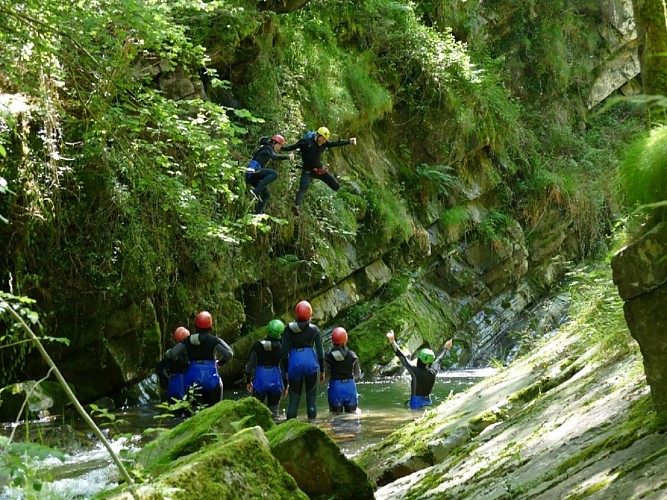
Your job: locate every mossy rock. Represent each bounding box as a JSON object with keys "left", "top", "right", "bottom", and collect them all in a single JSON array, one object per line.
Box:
[
  {"left": 266, "top": 419, "right": 375, "bottom": 499},
  {"left": 103, "top": 426, "right": 307, "bottom": 499},
  {"left": 137, "top": 397, "right": 275, "bottom": 474}
]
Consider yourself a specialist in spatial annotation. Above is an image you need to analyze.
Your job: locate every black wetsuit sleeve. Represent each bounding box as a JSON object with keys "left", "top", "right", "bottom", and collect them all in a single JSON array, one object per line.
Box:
[
  {"left": 432, "top": 348, "right": 450, "bottom": 371},
  {"left": 165, "top": 343, "right": 186, "bottom": 359},
  {"left": 324, "top": 139, "right": 351, "bottom": 148},
  {"left": 324, "top": 355, "right": 332, "bottom": 382},
  {"left": 245, "top": 348, "right": 257, "bottom": 384},
  {"left": 281, "top": 139, "right": 306, "bottom": 152},
  {"left": 314, "top": 329, "right": 325, "bottom": 373},
  {"left": 352, "top": 357, "right": 361, "bottom": 380},
  {"left": 392, "top": 343, "right": 418, "bottom": 378},
  {"left": 214, "top": 339, "right": 234, "bottom": 365},
  {"left": 268, "top": 149, "right": 291, "bottom": 161}
]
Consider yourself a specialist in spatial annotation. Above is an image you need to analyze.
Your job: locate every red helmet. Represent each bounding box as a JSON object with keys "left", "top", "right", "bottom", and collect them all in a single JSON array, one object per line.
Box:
[
  {"left": 172, "top": 326, "right": 190, "bottom": 343},
  {"left": 295, "top": 300, "right": 312, "bottom": 321},
  {"left": 194, "top": 311, "right": 213, "bottom": 329},
  {"left": 332, "top": 327, "right": 347, "bottom": 345},
  {"left": 271, "top": 134, "right": 285, "bottom": 145}
]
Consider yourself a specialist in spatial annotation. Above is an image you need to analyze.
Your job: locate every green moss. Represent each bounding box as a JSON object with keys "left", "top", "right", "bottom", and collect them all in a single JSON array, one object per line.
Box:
[
  {"left": 137, "top": 398, "right": 275, "bottom": 474},
  {"left": 105, "top": 427, "right": 307, "bottom": 499}
]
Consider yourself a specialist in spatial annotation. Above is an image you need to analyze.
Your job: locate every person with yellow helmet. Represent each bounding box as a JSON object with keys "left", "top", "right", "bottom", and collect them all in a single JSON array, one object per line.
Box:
[
  {"left": 386, "top": 330, "right": 453, "bottom": 409},
  {"left": 282, "top": 126, "right": 357, "bottom": 215}
]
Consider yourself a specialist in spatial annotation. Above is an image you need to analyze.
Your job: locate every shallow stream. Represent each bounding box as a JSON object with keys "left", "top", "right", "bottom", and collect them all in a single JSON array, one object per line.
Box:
[{"left": 0, "top": 370, "right": 492, "bottom": 498}]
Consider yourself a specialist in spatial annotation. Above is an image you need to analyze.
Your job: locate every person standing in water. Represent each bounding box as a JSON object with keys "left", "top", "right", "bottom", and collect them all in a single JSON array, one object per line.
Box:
[
  {"left": 281, "top": 300, "right": 325, "bottom": 420},
  {"left": 324, "top": 327, "right": 361, "bottom": 413},
  {"left": 156, "top": 326, "right": 191, "bottom": 402},
  {"left": 386, "top": 330, "right": 453, "bottom": 409},
  {"left": 166, "top": 311, "right": 234, "bottom": 407},
  {"left": 245, "top": 319, "right": 288, "bottom": 419}
]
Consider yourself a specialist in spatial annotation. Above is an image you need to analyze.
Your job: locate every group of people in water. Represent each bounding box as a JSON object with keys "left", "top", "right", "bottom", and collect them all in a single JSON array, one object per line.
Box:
[
  {"left": 245, "top": 126, "right": 357, "bottom": 214},
  {"left": 157, "top": 301, "right": 453, "bottom": 420}
]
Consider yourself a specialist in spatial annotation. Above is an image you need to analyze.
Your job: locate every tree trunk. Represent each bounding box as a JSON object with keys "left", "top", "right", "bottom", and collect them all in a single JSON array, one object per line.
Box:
[{"left": 632, "top": 0, "right": 667, "bottom": 95}]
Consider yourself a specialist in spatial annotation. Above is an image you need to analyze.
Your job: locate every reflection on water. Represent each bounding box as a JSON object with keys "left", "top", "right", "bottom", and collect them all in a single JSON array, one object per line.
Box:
[{"left": 0, "top": 370, "right": 489, "bottom": 497}]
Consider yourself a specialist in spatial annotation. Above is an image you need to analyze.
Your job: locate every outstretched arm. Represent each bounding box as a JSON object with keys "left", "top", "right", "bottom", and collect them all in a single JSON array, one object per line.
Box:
[
  {"left": 281, "top": 139, "right": 305, "bottom": 152},
  {"left": 387, "top": 330, "right": 415, "bottom": 373},
  {"left": 432, "top": 339, "right": 453, "bottom": 371},
  {"left": 325, "top": 137, "right": 356, "bottom": 148}
]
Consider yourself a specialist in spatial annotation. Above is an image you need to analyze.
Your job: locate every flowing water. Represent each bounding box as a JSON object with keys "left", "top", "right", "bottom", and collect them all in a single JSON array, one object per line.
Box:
[{"left": 0, "top": 369, "right": 492, "bottom": 498}]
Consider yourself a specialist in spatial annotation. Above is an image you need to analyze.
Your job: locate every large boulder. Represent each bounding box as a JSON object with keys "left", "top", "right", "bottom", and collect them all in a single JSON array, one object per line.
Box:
[
  {"left": 266, "top": 419, "right": 375, "bottom": 499},
  {"left": 612, "top": 221, "right": 667, "bottom": 412},
  {"left": 136, "top": 397, "right": 275, "bottom": 474},
  {"left": 107, "top": 426, "right": 308, "bottom": 499}
]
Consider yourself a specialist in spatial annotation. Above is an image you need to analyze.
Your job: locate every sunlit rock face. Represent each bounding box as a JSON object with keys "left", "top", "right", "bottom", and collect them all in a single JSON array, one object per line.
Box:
[
  {"left": 612, "top": 221, "right": 667, "bottom": 412},
  {"left": 587, "top": 0, "right": 639, "bottom": 108}
]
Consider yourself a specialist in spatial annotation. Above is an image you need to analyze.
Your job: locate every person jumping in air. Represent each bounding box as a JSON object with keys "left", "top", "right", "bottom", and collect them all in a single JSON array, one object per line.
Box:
[
  {"left": 246, "top": 134, "right": 294, "bottom": 214},
  {"left": 281, "top": 126, "right": 357, "bottom": 215},
  {"left": 281, "top": 300, "right": 325, "bottom": 420},
  {"left": 245, "top": 319, "right": 288, "bottom": 419},
  {"left": 166, "top": 311, "right": 234, "bottom": 407},
  {"left": 386, "top": 330, "right": 453, "bottom": 410},
  {"left": 324, "top": 327, "right": 361, "bottom": 414}
]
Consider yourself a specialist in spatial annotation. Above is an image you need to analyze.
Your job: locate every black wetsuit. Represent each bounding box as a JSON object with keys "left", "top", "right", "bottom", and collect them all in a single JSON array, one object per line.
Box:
[
  {"left": 245, "top": 337, "right": 286, "bottom": 417},
  {"left": 324, "top": 346, "right": 361, "bottom": 413},
  {"left": 281, "top": 320, "right": 324, "bottom": 419},
  {"left": 282, "top": 134, "right": 352, "bottom": 207},
  {"left": 391, "top": 343, "right": 448, "bottom": 409},
  {"left": 167, "top": 329, "right": 234, "bottom": 407},
  {"left": 247, "top": 139, "right": 291, "bottom": 213}
]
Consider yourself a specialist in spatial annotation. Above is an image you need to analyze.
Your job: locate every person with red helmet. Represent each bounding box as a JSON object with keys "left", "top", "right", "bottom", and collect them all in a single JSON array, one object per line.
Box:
[
  {"left": 281, "top": 300, "right": 325, "bottom": 420},
  {"left": 156, "top": 326, "right": 192, "bottom": 404},
  {"left": 245, "top": 134, "right": 295, "bottom": 214},
  {"left": 281, "top": 126, "right": 357, "bottom": 215},
  {"left": 166, "top": 311, "right": 234, "bottom": 407},
  {"left": 324, "top": 327, "right": 361, "bottom": 413}
]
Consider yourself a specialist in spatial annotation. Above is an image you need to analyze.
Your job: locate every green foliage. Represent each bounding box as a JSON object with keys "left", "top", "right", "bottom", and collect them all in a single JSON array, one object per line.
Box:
[
  {"left": 561, "top": 261, "right": 631, "bottom": 362},
  {"left": 0, "top": 436, "right": 65, "bottom": 497},
  {"left": 480, "top": 0, "right": 601, "bottom": 99},
  {"left": 364, "top": 183, "right": 413, "bottom": 246},
  {"left": 478, "top": 210, "right": 513, "bottom": 245},
  {"left": 89, "top": 404, "right": 129, "bottom": 435},
  {"left": 440, "top": 206, "right": 472, "bottom": 228},
  {"left": 415, "top": 163, "right": 459, "bottom": 198},
  {"left": 0, "top": 0, "right": 270, "bottom": 318},
  {"left": 0, "top": 294, "right": 41, "bottom": 387},
  {"left": 617, "top": 125, "right": 667, "bottom": 222}
]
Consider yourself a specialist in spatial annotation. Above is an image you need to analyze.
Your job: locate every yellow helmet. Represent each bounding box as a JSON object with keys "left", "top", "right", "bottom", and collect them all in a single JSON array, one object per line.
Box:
[{"left": 316, "top": 126, "right": 331, "bottom": 139}]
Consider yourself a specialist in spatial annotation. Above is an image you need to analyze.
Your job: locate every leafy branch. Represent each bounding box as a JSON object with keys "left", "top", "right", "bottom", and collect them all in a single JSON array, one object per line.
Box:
[{"left": 0, "top": 294, "right": 135, "bottom": 486}]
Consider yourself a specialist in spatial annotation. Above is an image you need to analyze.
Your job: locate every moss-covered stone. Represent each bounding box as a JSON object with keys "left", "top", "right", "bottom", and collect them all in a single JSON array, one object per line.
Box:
[
  {"left": 103, "top": 426, "right": 307, "bottom": 500},
  {"left": 137, "top": 397, "right": 275, "bottom": 474},
  {"left": 266, "top": 419, "right": 375, "bottom": 499}
]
